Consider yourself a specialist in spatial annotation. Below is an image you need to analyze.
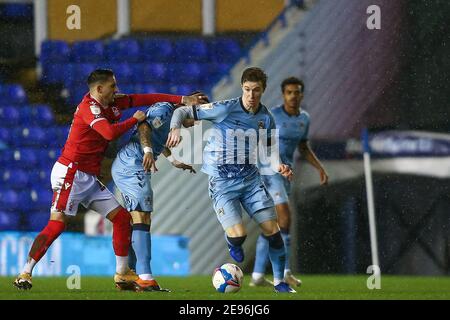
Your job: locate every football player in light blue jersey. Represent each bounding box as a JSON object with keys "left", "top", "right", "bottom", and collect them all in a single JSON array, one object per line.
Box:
[
  {"left": 251, "top": 77, "right": 329, "bottom": 288},
  {"left": 111, "top": 101, "right": 197, "bottom": 292},
  {"left": 167, "top": 67, "right": 296, "bottom": 293}
]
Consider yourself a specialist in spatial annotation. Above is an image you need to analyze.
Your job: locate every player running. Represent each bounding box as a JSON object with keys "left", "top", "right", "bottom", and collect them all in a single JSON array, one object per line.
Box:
[
  {"left": 250, "top": 77, "right": 329, "bottom": 288},
  {"left": 111, "top": 101, "right": 197, "bottom": 292},
  {"left": 13, "top": 69, "right": 207, "bottom": 290},
  {"left": 167, "top": 67, "right": 296, "bottom": 293}
]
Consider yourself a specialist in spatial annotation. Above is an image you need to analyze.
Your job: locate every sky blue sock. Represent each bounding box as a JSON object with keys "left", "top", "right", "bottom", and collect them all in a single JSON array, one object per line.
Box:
[
  {"left": 253, "top": 233, "right": 269, "bottom": 274},
  {"left": 281, "top": 230, "right": 291, "bottom": 271},
  {"left": 265, "top": 232, "right": 286, "bottom": 281},
  {"left": 132, "top": 224, "right": 152, "bottom": 276}
]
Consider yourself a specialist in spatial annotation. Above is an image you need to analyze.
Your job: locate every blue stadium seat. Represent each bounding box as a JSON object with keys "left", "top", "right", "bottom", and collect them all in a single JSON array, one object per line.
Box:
[
  {"left": 174, "top": 38, "right": 209, "bottom": 62},
  {"left": 6, "top": 148, "right": 38, "bottom": 169},
  {"left": 0, "top": 84, "right": 27, "bottom": 105},
  {"left": 72, "top": 40, "right": 105, "bottom": 62},
  {"left": 0, "top": 127, "right": 11, "bottom": 145},
  {"left": 28, "top": 169, "right": 52, "bottom": 186},
  {"left": 209, "top": 38, "right": 242, "bottom": 63},
  {"left": 26, "top": 211, "right": 50, "bottom": 231},
  {"left": 22, "top": 104, "right": 55, "bottom": 126},
  {"left": 106, "top": 39, "right": 140, "bottom": 62},
  {"left": 42, "top": 63, "right": 74, "bottom": 85},
  {"left": 0, "top": 189, "right": 19, "bottom": 211},
  {"left": 31, "top": 189, "right": 53, "bottom": 211},
  {"left": 167, "top": 63, "right": 203, "bottom": 83},
  {"left": 0, "top": 211, "right": 21, "bottom": 231},
  {"left": 114, "top": 63, "right": 133, "bottom": 83},
  {"left": 13, "top": 127, "right": 47, "bottom": 147},
  {"left": 40, "top": 40, "right": 71, "bottom": 63},
  {"left": 0, "top": 106, "right": 20, "bottom": 126},
  {"left": 141, "top": 38, "right": 173, "bottom": 62},
  {"left": 170, "top": 84, "right": 196, "bottom": 96},
  {"left": 74, "top": 63, "right": 97, "bottom": 81},
  {"left": 130, "top": 63, "right": 167, "bottom": 83},
  {"left": 67, "top": 85, "right": 88, "bottom": 106},
  {"left": 2, "top": 169, "right": 29, "bottom": 189}
]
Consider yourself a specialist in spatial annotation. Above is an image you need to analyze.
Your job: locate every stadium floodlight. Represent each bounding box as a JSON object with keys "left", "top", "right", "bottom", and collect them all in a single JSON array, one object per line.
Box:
[{"left": 362, "top": 128, "right": 380, "bottom": 276}]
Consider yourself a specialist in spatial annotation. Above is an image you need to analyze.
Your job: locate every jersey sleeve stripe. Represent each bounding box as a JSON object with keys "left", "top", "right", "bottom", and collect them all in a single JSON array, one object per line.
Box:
[{"left": 90, "top": 117, "right": 107, "bottom": 127}]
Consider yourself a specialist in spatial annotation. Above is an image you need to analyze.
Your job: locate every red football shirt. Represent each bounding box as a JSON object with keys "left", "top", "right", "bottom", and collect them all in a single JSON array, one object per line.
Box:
[{"left": 58, "top": 92, "right": 182, "bottom": 175}]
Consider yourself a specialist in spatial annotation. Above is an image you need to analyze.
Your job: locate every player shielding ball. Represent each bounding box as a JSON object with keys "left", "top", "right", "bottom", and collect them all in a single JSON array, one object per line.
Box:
[{"left": 167, "top": 67, "right": 296, "bottom": 293}]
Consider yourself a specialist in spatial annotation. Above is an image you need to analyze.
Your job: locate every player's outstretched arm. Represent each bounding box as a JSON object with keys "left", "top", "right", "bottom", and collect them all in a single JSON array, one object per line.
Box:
[
  {"left": 138, "top": 122, "right": 157, "bottom": 173},
  {"left": 114, "top": 92, "right": 208, "bottom": 110},
  {"left": 299, "top": 141, "right": 329, "bottom": 185},
  {"left": 92, "top": 110, "right": 146, "bottom": 141}
]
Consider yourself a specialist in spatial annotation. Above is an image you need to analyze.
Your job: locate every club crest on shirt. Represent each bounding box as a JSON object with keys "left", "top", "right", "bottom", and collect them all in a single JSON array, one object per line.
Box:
[
  {"left": 258, "top": 121, "right": 265, "bottom": 129},
  {"left": 217, "top": 208, "right": 225, "bottom": 217},
  {"left": 112, "top": 106, "right": 120, "bottom": 116},
  {"left": 90, "top": 104, "right": 101, "bottom": 115},
  {"left": 152, "top": 117, "right": 163, "bottom": 128}
]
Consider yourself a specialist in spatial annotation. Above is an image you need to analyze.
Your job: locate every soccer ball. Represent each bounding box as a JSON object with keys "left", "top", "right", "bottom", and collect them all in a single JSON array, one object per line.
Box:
[{"left": 212, "top": 263, "right": 244, "bottom": 293}]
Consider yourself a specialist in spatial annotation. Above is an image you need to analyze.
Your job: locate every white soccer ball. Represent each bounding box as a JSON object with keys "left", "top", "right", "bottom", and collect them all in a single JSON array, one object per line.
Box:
[{"left": 212, "top": 263, "right": 244, "bottom": 293}]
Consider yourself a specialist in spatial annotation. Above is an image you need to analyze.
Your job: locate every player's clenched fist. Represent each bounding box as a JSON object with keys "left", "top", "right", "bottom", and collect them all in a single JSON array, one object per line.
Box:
[
  {"left": 166, "top": 128, "right": 182, "bottom": 148},
  {"left": 278, "top": 164, "right": 293, "bottom": 181},
  {"left": 133, "top": 110, "right": 147, "bottom": 122}
]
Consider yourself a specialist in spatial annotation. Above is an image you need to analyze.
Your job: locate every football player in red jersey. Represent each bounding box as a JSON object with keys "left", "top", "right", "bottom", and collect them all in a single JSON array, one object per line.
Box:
[{"left": 13, "top": 69, "right": 207, "bottom": 290}]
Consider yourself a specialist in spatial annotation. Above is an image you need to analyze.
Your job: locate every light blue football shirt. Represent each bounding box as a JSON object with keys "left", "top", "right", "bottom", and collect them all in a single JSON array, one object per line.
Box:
[
  {"left": 193, "top": 97, "right": 276, "bottom": 178},
  {"left": 115, "top": 102, "right": 174, "bottom": 169}
]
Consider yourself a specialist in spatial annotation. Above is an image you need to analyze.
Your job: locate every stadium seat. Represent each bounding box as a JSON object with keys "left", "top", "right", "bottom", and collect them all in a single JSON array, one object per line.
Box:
[
  {"left": 170, "top": 84, "right": 197, "bottom": 96},
  {"left": 209, "top": 38, "right": 242, "bottom": 63},
  {"left": 7, "top": 148, "right": 38, "bottom": 169},
  {"left": 174, "top": 38, "right": 209, "bottom": 62},
  {"left": 72, "top": 40, "right": 105, "bottom": 62},
  {"left": 22, "top": 104, "right": 55, "bottom": 126},
  {"left": 167, "top": 63, "right": 203, "bottom": 83},
  {"left": 2, "top": 169, "right": 29, "bottom": 189},
  {"left": 141, "top": 38, "right": 173, "bottom": 62},
  {"left": 0, "top": 127, "right": 11, "bottom": 144},
  {"left": 28, "top": 169, "right": 52, "bottom": 186},
  {"left": 40, "top": 40, "right": 71, "bottom": 64},
  {"left": 0, "top": 106, "right": 20, "bottom": 126},
  {"left": 0, "top": 189, "right": 19, "bottom": 211},
  {"left": 106, "top": 39, "right": 140, "bottom": 62},
  {"left": 26, "top": 211, "right": 50, "bottom": 231},
  {"left": 30, "top": 189, "right": 53, "bottom": 210},
  {"left": 74, "top": 63, "right": 97, "bottom": 81},
  {"left": 37, "top": 148, "right": 60, "bottom": 167},
  {"left": 0, "top": 211, "right": 21, "bottom": 231},
  {"left": 114, "top": 63, "right": 133, "bottom": 83},
  {"left": 13, "top": 127, "right": 47, "bottom": 147},
  {"left": 42, "top": 63, "right": 74, "bottom": 85},
  {"left": 1, "top": 84, "right": 27, "bottom": 105}
]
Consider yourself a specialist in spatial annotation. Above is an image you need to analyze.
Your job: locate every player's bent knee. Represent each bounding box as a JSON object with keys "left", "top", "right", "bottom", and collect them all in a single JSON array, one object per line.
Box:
[
  {"left": 130, "top": 210, "right": 151, "bottom": 225},
  {"left": 50, "top": 211, "right": 67, "bottom": 223},
  {"left": 263, "top": 231, "right": 284, "bottom": 250},
  {"left": 105, "top": 206, "right": 123, "bottom": 221}
]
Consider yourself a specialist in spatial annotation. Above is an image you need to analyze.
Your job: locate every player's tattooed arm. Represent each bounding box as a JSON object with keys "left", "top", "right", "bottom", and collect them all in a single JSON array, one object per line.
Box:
[{"left": 138, "top": 122, "right": 157, "bottom": 173}]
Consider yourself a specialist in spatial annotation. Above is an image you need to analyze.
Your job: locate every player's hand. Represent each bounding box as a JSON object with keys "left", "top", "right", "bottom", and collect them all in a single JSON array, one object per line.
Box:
[
  {"left": 181, "top": 92, "right": 209, "bottom": 106},
  {"left": 133, "top": 110, "right": 147, "bottom": 123},
  {"left": 142, "top": 152, "right": 157, "bottom": 173},
  {"left": 172, "top": 160, "right": 196, "bottom": 173},
  {"left": 278, "top": 164, "right": 293, "bottom": 181},
  {"left": 319, "top": 168, "right": 329, "bottom": 185},
  {"left": 166, "top": 128, "right": 182, "bottom": 148}
]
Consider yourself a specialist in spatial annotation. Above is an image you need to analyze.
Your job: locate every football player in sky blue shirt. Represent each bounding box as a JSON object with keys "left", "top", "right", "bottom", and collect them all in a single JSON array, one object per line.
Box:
[
  {"left": 111, "top": 102, "right": 197, "bottom": 292},
  {"left": 167, "top": 67, "right": 296, "bottom": 293},
  {"left": 251, "top": 77, "right": 329, "bottom": 288}
]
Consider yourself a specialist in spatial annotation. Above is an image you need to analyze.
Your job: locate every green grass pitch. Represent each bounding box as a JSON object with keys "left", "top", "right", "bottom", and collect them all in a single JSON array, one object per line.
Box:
[{"left": 1, "top": 275, "right": 450, "bottom": 300}]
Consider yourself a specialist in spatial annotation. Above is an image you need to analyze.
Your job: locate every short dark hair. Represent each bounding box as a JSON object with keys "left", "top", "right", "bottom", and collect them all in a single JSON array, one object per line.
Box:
[
  {"left": 281, "top": 77, "right": 304, "bottom": 93},
  {"left": 241, "top": 67, "right": 268, "bottom": 90},
  {"left": 87, "top": 69, "right": 114, "bottom": 87}
]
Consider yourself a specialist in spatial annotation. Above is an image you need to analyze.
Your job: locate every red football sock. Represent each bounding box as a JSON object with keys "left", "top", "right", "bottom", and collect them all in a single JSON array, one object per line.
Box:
[
  {"left": 29, "top": 220, "right": 65, "bottom": 262},
  {"left": 110, "top": 208, "right": 132, "bottom": 257}
]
